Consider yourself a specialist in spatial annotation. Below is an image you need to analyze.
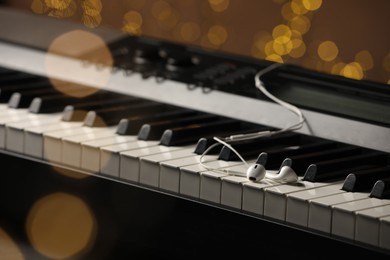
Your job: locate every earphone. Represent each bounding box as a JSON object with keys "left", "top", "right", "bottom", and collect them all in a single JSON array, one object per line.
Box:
[
  {"left": 198, "top": 62, "right": 305, "bottom": 183},
  {"left": 264, "top": 158, "right": 298, "bottom": 183},
  {"left": 246, "top": 152, "right": 267, "bottom": 181},
  {"left": 246, "top": 154, "right": 298, "bottom": 183},
  {"left": 246, "top": 163, "right": 266, "bottom": 181}
]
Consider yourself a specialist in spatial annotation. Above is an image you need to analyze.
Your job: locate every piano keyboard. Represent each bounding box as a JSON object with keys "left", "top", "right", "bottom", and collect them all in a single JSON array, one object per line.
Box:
[{"left": 1, "top": 34, "right": 390, "bottom": 258}]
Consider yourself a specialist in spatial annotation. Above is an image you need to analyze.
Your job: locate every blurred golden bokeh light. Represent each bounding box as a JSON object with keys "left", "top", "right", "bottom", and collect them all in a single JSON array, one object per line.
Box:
[
  {"left": 208, "top": 0, "right": 230, "bottom": 12},
  {"left": 318, "top": 41, "right": 339, "bottom": 62},
  {"left": 26, "top": 192, "right": 96, "bottom": 259},
  {"left": 179, "top": 22, "right": 201, "bottom": 42},
  {"left": 355, "top": 50, "right": 374, "bottom": 71},
  {"left": 342, "top": 62, "right": 364, "bottom": 80},
  {"left": 302, "top": 0, "right": 322, "bottom": 11},
  {"left": 45, "top": 29, "right": 113, "bottom": 97},
  {"left": 24, "top": 0, "right": 389, "bottom": 84},
  {"left": 122, "top": 10, "right": 143, "bottom": 35}
]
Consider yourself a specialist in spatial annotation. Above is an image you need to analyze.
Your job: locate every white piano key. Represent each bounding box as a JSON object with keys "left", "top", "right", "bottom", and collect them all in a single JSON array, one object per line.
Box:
[
  {"left": 220, "top": 162, "right": 257, "bottom": 210},
  {"left": 101, "top": 140, "right": 159, "bottom": 178},
  {"left": 5, "top": 113, "right": 62, "bottom": 153},
  {"left": 180, "top": 159, "right": 244, "bottom": 200},
  {"left": 285, "top": 181, "right": 345, "bottom": 227},
  {"left": 220, "top": 176, "right": 248, "bottom": 210},
  {"left": 198, "top": 160, "right": 246, "bottom": 204},
  {"left": 380, "top": 216, "right": 390, "bottom": 251},
  {"left": 43, "top": 126, "right": 110, "bottom": 163},
  {"left": 139, "top": 146, "right": 196, "bottom": 188},
  {"left": 242, "top": 179, "right": 284, "bottom": 216},
  {"left": 61, "top": 126, "right": 117, "bottom": 167},
  {"left": 81, "top": 134, "right": 138, "bottom": 173},
  {"left": 355, "top": 204, "right": 390, "bottom": 247},
  {"left": 263, "top": 180, "right": 332, "bottom": 222},
  {"left": 331, "top": 198, "right": 390, "bottom": 240},
  {"left": 308, "top": 192, "right": 369, "bottom": 233},
  {"left": 0, "top": 108, "right": 32, "bottom": 148},
  {"left": 119, "top": 144, "right": 182, "bottom": 182},
  {"left": 24, "top": 121, "right": 84, "bottom": 158},
  {"left": 159, "top": 154, "right": 218, "bottom": 193},
  {"left": 0, "top": 107, "right": 29, "bottom": 117},
  {"left": 178, "top": 163, "right": 212, "bottom": 199}
]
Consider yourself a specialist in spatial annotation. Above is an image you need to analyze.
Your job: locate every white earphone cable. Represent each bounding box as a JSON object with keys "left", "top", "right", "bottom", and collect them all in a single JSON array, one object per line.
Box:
[{"left": 198, "top": 62, "right": 306, "bottom": 175}]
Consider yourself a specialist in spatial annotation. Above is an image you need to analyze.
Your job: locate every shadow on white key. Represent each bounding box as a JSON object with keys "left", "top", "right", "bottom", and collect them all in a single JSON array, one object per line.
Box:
[
  {"left": 101, "top": 140, "right": 160, "bottom": 178},
  {"left": 172, "top": 164, "right": 199, "bottom": 199},
  {"left": 81, "top": 134, "right": 138, "bottom": 173},
  {"left": 285, "top": 180, "right": 346, "bottom": 227},
  {"left": 159, "top": 154, "right": 218, "bottom": 193},
  {"left": 242, "top": 178, "right": 285, "bottom": 216},
  {"left": 264, "top": 179, "right": 333, "bottom": 222},
  {"left": 5, "top": 113, "right": 63, "bottom": 153},
  {"left": 43, "top": 126, "right": 110, "bottom": 163},
  {"left": 0, "top": 108, "right": 37, "bottom": 148},
  {"left": 139, "top": 145, "right": 196, "bottom": 188},
  {"left": 180, "top": 159, "right": 243, "bottom": 200},
  {"left": 61, "top": 126, "right": 117, "bottom": 167},
  {"left": 198, "top": 160, "right": 254, "bottom": 203},
  {"left": 24, "top": 121, "right": 84, "bottom": 158},
  {"left": 355, "top": 204, "right": 390, "bottom": 248},
  {"left": 119, "top": 144, "right": 189, "bottom": 183},
  {"left": 380, "top": 215, "right": 390, "bottom": 251},
  {"left": 220, "top": 162, "right": 258, "bottom": 210},
  {"left": 331, "top": 197, "right": 390, "bottom": 241},
  {"left": 308, "top": 191, "right": 368, "bottom": 234}
]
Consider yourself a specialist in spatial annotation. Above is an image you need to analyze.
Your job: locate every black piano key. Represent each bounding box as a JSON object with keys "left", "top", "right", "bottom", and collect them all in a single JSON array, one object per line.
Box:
[
  {"left": 342, "top": 166, "right": 390, "bottom": 192},
  {"left": 62, "top": 94, "right": 137, "bottom": 122},
  {"left": 0, "top": 80, "right": 52, "bottom": 103},
  {"left": 159, "top": 118, "right": 242, "bottom": 146},
  {"left": 83, "top": 101, "right": 172, "bottom": 127},
  {"left": 28, "top": 86, "right": 116, "bottom": 114},
  {"left": 193, "top": 137, "right": 221, "bottom": 155},
  {"left": 0, "top": 67, "right": 17, "bottom": 76},
  {"left": 262, "top": 140, "right": 338, "bottom": 169},
  {"left": 138, "top": 114, "right": 219, "bottom": 140},
  {"left": 0, "top": 72, "right": 43, "bottom": 86},
  {"left": 116, "top": 108, "right": 198, "bottom": 135},
  {"left": 286, "top": 146, "right": 362, "bottom": 174},
  {"left": 8, "top": 87, "right": 61, "bottom": 108},
  {"left": 218, "top": 132, "right": 301, "bottom": 161},
  {"left": 370, "top": 177, "right": 390, "bottom": 199},
  {"left": 303, "top": 152, "right": 390, "bottom": 182}
]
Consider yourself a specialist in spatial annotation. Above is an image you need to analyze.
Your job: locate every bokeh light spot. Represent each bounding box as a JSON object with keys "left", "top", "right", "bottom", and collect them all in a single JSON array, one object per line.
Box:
[
  {"left": 266, "top": 54, "right": 284, "bottom": 63},
  {"left": 355, "top": 50, "right": 374, "bottom": 71},
  {"left": 318, "top": 40, "right": 339, "bottom": 62},
  {"left": 342, "top": 62, "right": 364, "bottom": 80},
  {"left": 289, "top": 15, "right": 310, "bottom": 35},
  {"left": 26, "top": 192, "right": 96, "bottom": 259},
  {"left": 302, "top": 0, "right": 322, "bottom": 11},
  {"left": 180, "top": 22, "right": 201, "bottom": 42},
  {"left": 209, "top": 0, "right": 230, "bottom": 12},
  {"left": 45, "top": 30, "right": 113, "bottom": 97},
  {"left": 207, "top": 25, "right": 228, "bottom": 46}
]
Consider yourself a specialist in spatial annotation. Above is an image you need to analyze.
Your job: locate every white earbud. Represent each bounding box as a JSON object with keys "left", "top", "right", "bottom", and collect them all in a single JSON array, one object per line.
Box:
[
  {"left": 246, "top": 152, "right": 267, "bottom": 182},
  {"left": 265, "top": 158, "right": 298, "bottom": 183},
  {"left": 246, "top": 163, "right": 266, "bottom": 181}
]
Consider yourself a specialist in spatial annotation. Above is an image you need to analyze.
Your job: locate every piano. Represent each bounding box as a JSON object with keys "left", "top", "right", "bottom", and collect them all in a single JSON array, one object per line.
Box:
[{"left": 1, "top": 3, "right": 390, "bottom": 259}]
